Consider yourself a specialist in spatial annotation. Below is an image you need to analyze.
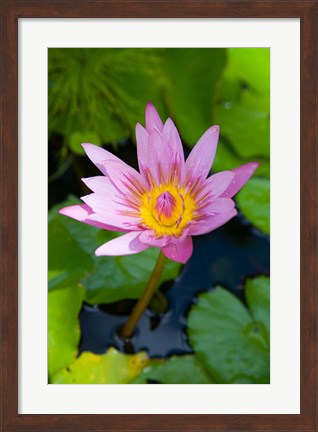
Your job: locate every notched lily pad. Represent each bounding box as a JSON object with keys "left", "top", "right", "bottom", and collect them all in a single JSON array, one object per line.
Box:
[
  {"left": 213, "top": 48, "right": 270, "bottom": 178},
  {"left": 188, "top": 277, "right": 270, "bottom": 384},
  {"left": 48, "top": 284, "right": 84, "bottom": 378},
  {"left": 83, "top": 248, "right": 180, "bottom": 304},
  {"left": 245, "top": 276, "right": 270, "bottom": 335},
  {"left": 51, "top": 348, "right": 149, "bottom": 384},
  {"left": 49, "top": 197, "right": 181, "bottom": 303},
  {"left": 236, "top": 177, "right": 270, "bottom": 235},
  {"left": 132, "top": 355, "right": 212, "bottom": 384}
]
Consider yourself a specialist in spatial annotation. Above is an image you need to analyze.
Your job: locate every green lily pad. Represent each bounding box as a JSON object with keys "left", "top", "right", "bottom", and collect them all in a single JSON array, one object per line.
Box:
[
  {"left": 213, "top": 48, "right": 270, "bottom": 177},
  {"left": 245, "top": 276, "right": 270, "bottom": 335},
  {"left": 236, "top": 177, "right": 270, "bottom": 234},
  {"left": 164, "top": 48, "right": 226, "bottom": 146},
  {"left": 132, "top": 355, "right": 212, "bottom": 384},
  {"left": 216, "top": 92, "right": 270, "bottom": 160},
  {"left": 49, "top": 48, "right": 227, "bottom": 148},
  {"left": 48, "top": 214, "right": 94, "bottom": 291},
  {"left": 52, "top": 348, "right": 149, "bottom": 384},
  {"left": 48, "top": 48, "right": 167, "bottom": 145},
  {"left": 188, "top": 281, "right": 270, "bottom": 384},
  {"left": 83, "top": 247, "right": 180, "bottom": 304},
  {"left": 48, "top": 284, "right": 84, "bottom": 378},
  {"left": 226, "top": 48, "right": 270, "bottom": 95},
  {"left": 48, "top": 197, "right": 104, "bottom": 291},
  {"left": 49, "top": 197, "right": 181, "bottom": 304},
  {"left": 212, "top": 138, "right": 270, "bottom": 179}
]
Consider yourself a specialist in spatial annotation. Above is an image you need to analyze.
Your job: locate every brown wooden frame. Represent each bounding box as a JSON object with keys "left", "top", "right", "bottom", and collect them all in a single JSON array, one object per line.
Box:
[{"left": 1, "top": 1, "right": 317, "bottom": 431}]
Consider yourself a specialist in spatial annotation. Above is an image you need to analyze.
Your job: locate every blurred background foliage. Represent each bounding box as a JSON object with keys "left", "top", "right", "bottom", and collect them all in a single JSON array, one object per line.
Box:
[
  {"left": 48, "top": 48, "right": 270, "bottom": 384},
  {"left": 49, "top": 48, "right": 269, "bottom": 166}
]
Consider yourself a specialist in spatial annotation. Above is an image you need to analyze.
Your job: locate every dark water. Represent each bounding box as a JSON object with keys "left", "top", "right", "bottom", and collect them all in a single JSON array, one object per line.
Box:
[{"left": 79, "top": 214, "right": 270, "bottom": 358}]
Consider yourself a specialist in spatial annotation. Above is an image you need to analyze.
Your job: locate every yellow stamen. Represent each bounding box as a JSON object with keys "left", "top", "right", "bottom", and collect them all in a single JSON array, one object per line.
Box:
[{"left": 139, "top": 183, "right": 196, "bottom": 237}]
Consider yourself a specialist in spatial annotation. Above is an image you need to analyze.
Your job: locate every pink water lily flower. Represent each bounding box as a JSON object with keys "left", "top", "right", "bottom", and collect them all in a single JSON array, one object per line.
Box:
[{"left": 59, "top": 103, "right": 259, "bottom": 264}]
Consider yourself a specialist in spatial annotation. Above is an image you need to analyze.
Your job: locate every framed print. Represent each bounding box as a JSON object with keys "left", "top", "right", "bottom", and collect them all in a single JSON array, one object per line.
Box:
[{"left": 1, "top": 1, "right": 317, "bottom": 431}]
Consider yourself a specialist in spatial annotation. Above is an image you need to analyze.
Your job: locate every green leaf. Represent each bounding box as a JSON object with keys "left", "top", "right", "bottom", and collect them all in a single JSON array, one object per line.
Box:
[
  {"left": 49, "top": 48, "right": 227, "bottom": 149},
  {"left": 236, "top": 177, "right": 270, "bottom": 234},
  {"left": 216, "top": 92, "right": 270, "bottom": 160},
  {"left": 48, "top": 211, "right": 94, "bottom": 291},
  {"left": 164, "top": 48, "right": 226, "bottom": 146},
  {"left": 68, "top": 131, "right": 101, "bottom": 155},
  {"left": 48, "top": 48, "right": 165, "bottom": 145},
  {"left": 226, "top": 48, "right": 270, "bottom": 95},
  {"left": 212, "top": 139, "right": 270, "bottom": 179},
  {"left": 213, "top": 48, "right": 270, "bottom": 177},
  {"left": 48, "top": 197, "right": 100, "bottom": 291},
  {"left": 52, "top": 348, "right": 149, "bottom": 384},
  {"left": 49, "top": 197, "right": 180, "bottom": 303},
  {"left": 245, "top": 276, "right": 270, "bottom": 335},
  {"left": 188, "top": 284, "right": 270, "bottom": 384},
  {"left": 48, "top": 49, "right": 127, "bottom": 144},
  {"left": 132, "top": 355, "right": 212, "bottom": 384},
  {"left": 48, "top": 285, "right": 84, "bottom": 378},
  {"left": 83, "top": 247, "right": 180, "bottom": 304}
]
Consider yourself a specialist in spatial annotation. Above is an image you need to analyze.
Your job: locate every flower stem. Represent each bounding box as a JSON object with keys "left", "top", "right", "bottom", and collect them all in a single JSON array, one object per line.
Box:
[{"left": 119, "top": 251, "right": 168, "bottom": 340}]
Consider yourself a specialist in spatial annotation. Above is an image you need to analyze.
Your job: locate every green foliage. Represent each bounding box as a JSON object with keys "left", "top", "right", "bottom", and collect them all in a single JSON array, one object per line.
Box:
[
  {"left": 48, "top": 197, "right": 102, "bottom": 291},
  {"left": 83, "top": 247, "right": 179, "bottom": 304},
  {"left": 49, "top": 197, "right": 181, "bottom": 304},
  {"left": 163, "top": 48, "right": 226, "bottom": 145},
  {"left": 132, "top": 355, "right": 211, "bottom": 384},
  {"left": 215, "top": 92, "right": 270, "bottom": 159},
  {"left": 52, "top": 348, "right": 149, "bottom": 384},
  {"left": 188, "top": 277, "right": 270, "bottom": 384},
  {"left": 48, "top": 48, "right": 226, "bottom": 149},
  {"left": 49, "top": 48, "right": 135, "bottom": 144},
  {"left": 236, "top": 177, "right": 270, "bottom": 235},
  {"left": 245, "top": 276, "right": 270, "bottom": 335},
  {"left": 48, "top": 276, "right": 269, "bottom": 384},
  {"left": 213, "top": 48, "right": 270, "bottom": 180},
  {"left": 212, "top": 139, "right": 270, "bottom": 179},
  {"left": 211, "top": 48, "right": 270, "bottom": 230},
  {"left": 225, "top": 48, "right": 270, "bottom": 95},
  {"left": 69, "top": 131, "right": 101, "bottom": 155},
  {"left": 48, "top": 284, "right": 84, "bottom": 378}
]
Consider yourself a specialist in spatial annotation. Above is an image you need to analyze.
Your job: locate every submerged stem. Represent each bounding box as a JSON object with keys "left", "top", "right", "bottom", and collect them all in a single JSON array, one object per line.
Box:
[{"left": 119, "top": 251, "right": 168, "bottom": 340}]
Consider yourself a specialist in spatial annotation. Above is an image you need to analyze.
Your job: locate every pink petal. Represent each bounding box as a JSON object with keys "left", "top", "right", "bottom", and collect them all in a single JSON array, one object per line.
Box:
[
  {"left": 81, "top": 176, "right": 118, "bottom": 195},
  {"left": 81, "top": 193, "right": 141, "bottom": 230},
  {"left": 161, "top": 235, "right": 193, "bottom": 264},
  {"left": 189, "top": 209, "right": 238, "bottom": 236},
  {"left": 136, "top": 123, "right": 150, "bottom": 175},
  {"left": 95, "top": 231, "right": 149, "bottom": 256},
  {"left": 200, "top": 171, "right": 235, "bottom": 201},
  {"left": 80, "top": 191, "right": 133, "bottom": 215},
  {"left": 162, "top": 118, "right": 184, "bottom": 158},
  {"left": 147, "top": 131, "right": 172, "bottom": 185},
  {"left": 139, "top": 230, "right": 170, "bottom": 247},
  {"left": 185, "top": 126, "right": 219, "bottom": 183},
  {"left": 201, "top": 198, "right": 236, "bottom": 215},
  {"left": 82, "top": 143, "right": 124, "bottom": 176},
  {"left": 162, "top": 119, "right": 185, "bottom": 184},
  {"left": 221, "top": 162, "right": 260, "bottom": 198},
  {"left": 145, "top": 102, "right": 163, "bottom": 133},
  {"left": 58, "top": 204, "right": 124, "bottom": 232},
  {"left": 102, "top": 159, "right": 147, "bottom": 197}
]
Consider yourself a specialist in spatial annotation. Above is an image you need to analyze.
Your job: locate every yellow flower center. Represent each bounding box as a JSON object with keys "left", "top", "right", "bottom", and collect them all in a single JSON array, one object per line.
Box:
[{"left": 139, "top": 183, "right": 196, "bottom": 237}]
